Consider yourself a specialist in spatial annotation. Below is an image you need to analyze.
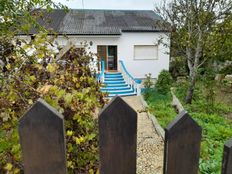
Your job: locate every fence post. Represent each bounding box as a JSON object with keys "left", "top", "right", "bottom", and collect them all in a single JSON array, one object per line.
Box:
[
  {"left": 163, "top": 111, "right": 202, "bottom": 174},
  {"left": 99, "top": 96, "right": 137, "bottom": 174},
  {"left": 19, "top": 98, "right": 67, "bottom": 174},
  {"left": 221, "top": 138, "right": 232, "bottom": 174}
]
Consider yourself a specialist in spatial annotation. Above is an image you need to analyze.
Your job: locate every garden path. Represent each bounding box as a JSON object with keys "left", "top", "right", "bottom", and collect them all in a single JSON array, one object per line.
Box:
[{"left": 122, "top": 96, "right": 164, "bottom": 174}]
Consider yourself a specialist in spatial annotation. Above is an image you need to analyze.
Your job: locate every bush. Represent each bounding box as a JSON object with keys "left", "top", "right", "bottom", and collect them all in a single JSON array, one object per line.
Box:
[
  {"left": 155, "top": 70, "right": 173, "bottom": 95},
  {"left": 175, "top": 82, "right": 232, "bottom": 174},
  {"left": 143, "top": 73, "right": 154, "bottom": 89},
  {"left": 0, "top": 33, "right": 105, "bottom": 173},
  {"left": 219, "top": 64, "right": 232, "bottom": 74},
  {"left": 169, "top": 56, "right": 188, "bottom": 79}
]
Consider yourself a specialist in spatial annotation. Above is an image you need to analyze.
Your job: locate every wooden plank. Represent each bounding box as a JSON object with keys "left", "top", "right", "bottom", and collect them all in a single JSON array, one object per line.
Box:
[
  {"left": 56, "top": 41, "right": 73, "bottom": 60},
  {"left": 163, "top": 111, "right": 202, "bottom": 174},
  {"left": 99, "top": 96, "right": 137, "bottom": 174},
  {"left": 19, "top": 98, "right": 67, "bottom": 174},
  {"left": 221, "top": 138, "right": 232, "bottom": 174}
]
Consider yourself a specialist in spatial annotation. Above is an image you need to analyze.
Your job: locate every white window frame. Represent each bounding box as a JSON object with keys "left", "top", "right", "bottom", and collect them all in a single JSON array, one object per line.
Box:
[{"left": 133, "top": 45, "right": 158, "bottom": 60}]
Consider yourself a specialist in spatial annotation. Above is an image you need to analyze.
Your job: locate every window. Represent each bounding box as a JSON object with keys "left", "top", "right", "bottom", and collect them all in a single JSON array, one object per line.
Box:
[{"left": 134, "top": 45, "right": 158, "bottom": 60}]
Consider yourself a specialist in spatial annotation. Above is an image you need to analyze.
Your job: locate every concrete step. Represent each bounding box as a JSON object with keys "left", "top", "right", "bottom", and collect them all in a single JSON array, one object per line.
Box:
[
  {"left": 107, "top": 92, "right": 137, "bottom": 98},
  {"left": 101, "top": 85, "right": 131, "bottom": 91},
  {"left": 102, "top": 89, "right": 134, "bottom": 95},
  {"left": 103, "top": 81, "right": 125, "bottom": 85},
  {"left": 104, "top": 78, "right": 124, "bottom": 81}
]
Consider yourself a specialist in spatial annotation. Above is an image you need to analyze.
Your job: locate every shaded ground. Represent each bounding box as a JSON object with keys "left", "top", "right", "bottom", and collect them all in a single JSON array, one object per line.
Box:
[{"left": 123, "top": 96, "right": 164, "bottom": 174}]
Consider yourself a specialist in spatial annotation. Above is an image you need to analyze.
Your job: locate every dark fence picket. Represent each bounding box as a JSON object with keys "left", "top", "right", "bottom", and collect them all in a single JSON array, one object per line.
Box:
[
  {"left": 17, "top": 97, "right": 232, "bottom": 174},
  {"left": 163, "top": 111, "right": 202, "bottom": 174},
  {"left": 99, "top": 96, "right": 137, "bottom": 174},
  {"left": 221, "top": 138, "right": 232, "bottom": 174},
  {"left": 19, "top": 98, "right": 67, "bottom": 174}
]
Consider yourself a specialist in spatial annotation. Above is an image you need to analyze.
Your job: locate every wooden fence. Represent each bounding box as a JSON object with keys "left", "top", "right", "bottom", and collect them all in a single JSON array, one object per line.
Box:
[{"left": 18, "top": 96, "right": 232, "bottom": 174}]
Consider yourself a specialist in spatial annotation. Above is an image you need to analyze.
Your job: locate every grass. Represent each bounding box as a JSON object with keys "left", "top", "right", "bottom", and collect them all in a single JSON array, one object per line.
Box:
[
  {"left": 143, "top": 82, "right": 232, "bottom": 174},
  {"left": 143, "top": 89, "right": 176, "bottom": 128}
]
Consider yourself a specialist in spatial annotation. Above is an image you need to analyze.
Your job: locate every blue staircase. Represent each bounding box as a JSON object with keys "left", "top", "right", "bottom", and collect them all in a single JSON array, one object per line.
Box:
[{"left": 101, "top": 72, "right": 136, "bottom": 97}]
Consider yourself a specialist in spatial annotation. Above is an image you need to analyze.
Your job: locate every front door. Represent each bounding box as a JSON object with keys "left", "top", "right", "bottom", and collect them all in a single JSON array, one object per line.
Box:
[
  {"left": 107, "top": 46, "right": 117, "bottom": 71},
  {"left": 97, "top": 45, "right": 117, "bottom": 71}
]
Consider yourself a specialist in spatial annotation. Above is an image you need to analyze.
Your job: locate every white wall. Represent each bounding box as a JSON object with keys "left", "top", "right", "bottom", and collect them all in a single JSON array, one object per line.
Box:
[{"left": 18, "top": 32, "right": 170, "bottom": 79}]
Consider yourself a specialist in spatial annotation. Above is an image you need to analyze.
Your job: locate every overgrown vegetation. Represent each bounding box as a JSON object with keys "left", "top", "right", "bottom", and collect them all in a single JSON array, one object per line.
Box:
[
  {"left": 144, "top": 71, "right": 232, "bottom": 173},
  {"left": 144, "top": 89, "right": 176, "bottom": 128},
  {"left": 143, "top": 70, "right": 176, "bottom": 128},
  {"left": 156, "top": 0, "right": 232, "bottom": 103},
  {"left": 175, "top": 81, "right": 232, "bottom": 174},
  {"left": 155, "top": 70, "right": 173, "bottom": 95},
  {"left": 1, "top": 1, "right": 106, "bottom": 173},
  {"left": 0, "top": 33, "right": 105, "bottom": 173}
]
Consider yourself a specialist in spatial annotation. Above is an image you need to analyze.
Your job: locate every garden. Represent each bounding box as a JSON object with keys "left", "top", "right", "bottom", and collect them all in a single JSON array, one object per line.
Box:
[
  {"left": 1, "top": 0, "right": 232, "bottom": 173},
  {"left": 143, "top": 69, "right": 232, "bottom": 174},
  {"left": 144, "top": 1, "right": 232, "bottom": 172}
]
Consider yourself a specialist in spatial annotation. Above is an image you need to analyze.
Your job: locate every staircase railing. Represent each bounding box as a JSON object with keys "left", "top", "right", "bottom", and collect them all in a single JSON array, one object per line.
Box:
[
  {"left": 119, "top": 60, "right": 142, "bottom": 95},
  {"left": 97, "top": 59, "right": 105, "bottom": 83}
]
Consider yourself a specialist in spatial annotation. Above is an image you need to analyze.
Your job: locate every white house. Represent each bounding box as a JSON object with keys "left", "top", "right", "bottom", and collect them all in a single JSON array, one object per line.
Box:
[{"left": 19, "top": 9, "right": 170, "bottom": 96}]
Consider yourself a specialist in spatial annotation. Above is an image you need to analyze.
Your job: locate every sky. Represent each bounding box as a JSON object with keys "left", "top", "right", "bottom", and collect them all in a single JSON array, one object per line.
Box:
[{"left": 52, "top": 0, "right": 164, "bottom": 10}]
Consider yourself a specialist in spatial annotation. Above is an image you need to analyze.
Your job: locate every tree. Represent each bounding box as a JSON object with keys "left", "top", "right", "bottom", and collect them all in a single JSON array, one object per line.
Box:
[
  {"left": 155, "top": 0, "right": 232, "bottom": 103},
  {"left": 0, "top": 0, "right": 66, "bottom": 71}
]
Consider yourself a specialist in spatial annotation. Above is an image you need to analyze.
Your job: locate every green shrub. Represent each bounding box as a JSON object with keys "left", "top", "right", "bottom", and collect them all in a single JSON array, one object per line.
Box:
[
  {"left": 144, "top": 73, "right": 154, "bottom": 89},
  {"left": 0, "top": 33, "right": 105, "bottom": 173},
  {"left": 220, "top": 64, "right": 232, "bottom": 74},
  {"left": 145, "top": 79, "right": 232, "bottom": 174},
  {"left": 175, "top": 82, "right": 232, "bottom": 174},
  {"left": 155, "top": 70, "right": 173, "bottom": 95},
  {"left": 169, "top": 56, "right": 188, "bottom": 79}
]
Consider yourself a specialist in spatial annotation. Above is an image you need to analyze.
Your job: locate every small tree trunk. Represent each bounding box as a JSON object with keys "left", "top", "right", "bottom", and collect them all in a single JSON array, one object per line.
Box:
[
  {"left": 185, "top": 72, "right": 196, "bottom": 104},
  {"left": 185, "top": 28, "right": 202, "bottom": 104}
]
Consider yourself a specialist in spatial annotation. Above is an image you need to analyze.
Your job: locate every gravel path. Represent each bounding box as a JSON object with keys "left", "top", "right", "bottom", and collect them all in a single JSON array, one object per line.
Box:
[{"left": 123, "top": 96, "right": 164, "bottom": 174}]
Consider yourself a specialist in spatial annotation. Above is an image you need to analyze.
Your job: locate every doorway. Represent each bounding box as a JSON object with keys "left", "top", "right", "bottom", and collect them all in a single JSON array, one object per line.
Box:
[{"left": 97, "top": 45, "right": 118, "bottom": 71}]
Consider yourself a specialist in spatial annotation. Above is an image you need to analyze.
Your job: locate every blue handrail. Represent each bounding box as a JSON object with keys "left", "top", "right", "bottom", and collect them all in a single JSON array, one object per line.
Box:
[
  {"left": 97, "top": 59, "right": 105, "bottom": 82},
  {"left": 119, "top": 60, "right": 142, "bottom": 84}
]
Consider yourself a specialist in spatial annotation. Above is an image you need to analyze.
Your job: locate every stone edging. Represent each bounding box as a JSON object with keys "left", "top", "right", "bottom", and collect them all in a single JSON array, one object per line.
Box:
[
  {"left": 139, "top": 95, "right": 165, "bottom": 140},
  {"left": 170, "top": 88, "right": 184, "bottom": 114}
]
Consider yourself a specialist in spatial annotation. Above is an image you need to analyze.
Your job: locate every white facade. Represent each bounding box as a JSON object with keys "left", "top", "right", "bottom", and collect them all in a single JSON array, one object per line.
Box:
[{"left": 19, "top": 32, "right": 170, "bottom": 79}]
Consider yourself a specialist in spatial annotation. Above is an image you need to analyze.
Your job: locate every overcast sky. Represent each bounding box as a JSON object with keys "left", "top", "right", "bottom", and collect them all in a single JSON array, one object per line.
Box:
[{"left": 53, "top": 0, "right": 164, "bottom": 10}]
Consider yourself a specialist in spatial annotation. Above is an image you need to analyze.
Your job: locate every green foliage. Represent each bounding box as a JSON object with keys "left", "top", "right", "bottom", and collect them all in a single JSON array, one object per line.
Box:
[
  {"left": 145, "top": 78, "right": 232, "bottom": 174},
  {"left": 143, "top": 73, "right": 154, "bottom": 89},
  {"left": 169, "top": 56, "right": 188, "bottom": 79},
  {"left": 175, "top": 81, "right": 232, "bottom": 174},
  {"left": 143, "top": 89, "right": 176, "bottom": 128},
  {"left": 156, "top": 0, "right": 232, "bottom": 103},
  {"left": 155, "top": 70, "right": 173, "bottom": 95},
  {"left": 220, "top": 64, "right": 232, "bottom": 74},
  {"left": 0, "top": 33, "right": 105, "bottom": 173}
]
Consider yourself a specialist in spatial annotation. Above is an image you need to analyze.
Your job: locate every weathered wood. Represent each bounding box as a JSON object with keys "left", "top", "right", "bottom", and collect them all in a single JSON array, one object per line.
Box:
[
  {"left": 99, "top": 96, "right": 137, "bottom": 174},
  {"left": 19, "top": 98, "right": 67, "bottom": 174},
  {"left": 163, "top": 111, "right": 202, "bottom": 174},
  {"left": 56, "top": 41, "right": 73, "bottom": 60},
  {"left": 221, "top": 138, "right": 232, "bottom": 174}
]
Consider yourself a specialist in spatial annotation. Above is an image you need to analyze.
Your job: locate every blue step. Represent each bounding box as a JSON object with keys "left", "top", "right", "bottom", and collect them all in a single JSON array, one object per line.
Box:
[
  {"left": 101, "top": 86, "right": 131, "bottom": 91},
  {"left": 100, "top": 72, "right": 136, "bottom": 97},
  {"left": 108, "top": 92, "right": 136, "bottom": 98},
  {"left": 103, "top": 89, "right": 135, "bottom": 95},
  {"left": 105, "top": 75, "right": 123, "bottom": 79},
  {"left": 105, "top": 72, "right": 121, "bottom": 75},
  {"left": 104, "top": 81, "right": 125, "bottom": 85},
  {"left": 104, "top": 78, "right": 124, "bottom": 81},
  {"left": 103, "top": 83, "right": 129, "bottom": 88}
]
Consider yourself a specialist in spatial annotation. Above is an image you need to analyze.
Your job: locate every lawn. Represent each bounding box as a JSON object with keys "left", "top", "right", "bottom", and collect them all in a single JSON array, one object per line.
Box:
[{"left": 144, "top": 81, "right": 232, "bottom": 174}]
